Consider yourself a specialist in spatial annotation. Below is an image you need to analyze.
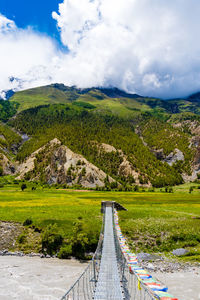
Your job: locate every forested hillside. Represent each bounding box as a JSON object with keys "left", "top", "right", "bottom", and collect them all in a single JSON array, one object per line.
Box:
[{"left": 0, "top": 84, "right": 199, "bottom": 188}]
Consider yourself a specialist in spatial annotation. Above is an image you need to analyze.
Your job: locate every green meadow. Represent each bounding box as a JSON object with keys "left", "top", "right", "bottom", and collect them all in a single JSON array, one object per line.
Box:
[{"left": 0, "top": 183, "right": 200, "bottom": 261}]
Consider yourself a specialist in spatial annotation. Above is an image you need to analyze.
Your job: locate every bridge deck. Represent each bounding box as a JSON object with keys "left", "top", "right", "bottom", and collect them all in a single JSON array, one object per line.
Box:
[{"left": 94, "top": 206, "right": 124, "bottom": 300}]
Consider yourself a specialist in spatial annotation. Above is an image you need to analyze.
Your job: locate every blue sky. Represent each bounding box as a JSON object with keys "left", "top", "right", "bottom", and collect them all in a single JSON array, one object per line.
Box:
[
  {"left": 0, "top": 0, "right": 61, "bottom": 42},
  {"left": 0, "top": 0, "right": 200, "bottom": 98}
]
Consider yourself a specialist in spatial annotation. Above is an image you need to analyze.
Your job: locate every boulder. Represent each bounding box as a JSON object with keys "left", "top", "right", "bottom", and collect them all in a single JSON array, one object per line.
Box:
[{"left": 172, "top": 248, "right": 189, "bottom": 256}]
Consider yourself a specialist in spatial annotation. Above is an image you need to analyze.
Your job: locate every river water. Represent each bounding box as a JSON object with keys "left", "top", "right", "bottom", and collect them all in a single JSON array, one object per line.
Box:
[
  {"left": 0, "top": 256, "right": 200, "bottom": 300},
  {"left": 0, "top": 256, "right": 86, "bottom": 300}
]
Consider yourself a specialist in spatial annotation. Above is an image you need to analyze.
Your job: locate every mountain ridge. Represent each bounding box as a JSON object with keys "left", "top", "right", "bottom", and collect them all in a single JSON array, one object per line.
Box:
[{"left": 9, "top": 83, "right": 200, "bottom": 115}]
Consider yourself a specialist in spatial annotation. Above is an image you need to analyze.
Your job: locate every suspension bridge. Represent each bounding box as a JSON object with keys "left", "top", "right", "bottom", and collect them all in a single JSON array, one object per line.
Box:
[{"left": 61, "top": 201, "right": 178, "bottom": 300}]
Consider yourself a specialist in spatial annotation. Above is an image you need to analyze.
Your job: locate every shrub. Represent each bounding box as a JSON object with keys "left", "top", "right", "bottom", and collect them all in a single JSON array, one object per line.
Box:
[
  {"left": 58, "top": 244, "right": 72, "bottom": 259},
  {"left": 110, "top": 181, "right": 118, "bottom": 189},
  {"left": 23, "top": 218, "right": 33, "bottom": 226},
  {"left": 24, "top": 172, "right": 31, "bottom": 180},
  {"left": 21, "top": 183, "right": 27, "bottom": 191},
  {"left": 189, "top": 186, "right": 193, "bottom": 193},
  {"left": 81, "top": 167, "right": 86, "bottom": 176},
  {"left": 17, "top": 233, "right": 26, "bottom": 244},
  {"left": 71, "top": 221, "right": 89, "bottom": 259},
  {"left": 133, "top": 185, "right": 139, "bottom": 192},
  {"left": 0, "top": 166, "right": 3, "bottom": 176},
  {"left": 42, "top": 224, "right": 63, "bottom": 255}
]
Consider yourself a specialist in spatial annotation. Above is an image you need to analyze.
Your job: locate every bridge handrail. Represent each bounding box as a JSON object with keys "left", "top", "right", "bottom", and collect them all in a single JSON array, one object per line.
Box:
[{"left": 60, "top": 212, "right": 105, "bottom": 300}]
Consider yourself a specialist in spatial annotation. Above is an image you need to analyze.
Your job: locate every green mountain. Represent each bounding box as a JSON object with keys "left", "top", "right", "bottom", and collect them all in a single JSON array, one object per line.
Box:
[
  {"left": 10, "top": 83, "right": 200, "bottom": 115},
  {"left": 0, "top": 84, "right": 199, "bottom": 188}
]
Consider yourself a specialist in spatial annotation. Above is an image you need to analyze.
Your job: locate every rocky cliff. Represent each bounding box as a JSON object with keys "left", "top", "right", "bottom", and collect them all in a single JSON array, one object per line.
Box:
[{"left": 17, "top": 139, "right": 115, "bottom": 188}]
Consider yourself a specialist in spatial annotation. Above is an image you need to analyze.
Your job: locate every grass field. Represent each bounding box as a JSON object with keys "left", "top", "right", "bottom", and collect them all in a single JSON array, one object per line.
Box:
[{"left": 0, "top": 184, "right": 200, "bottom": 261}]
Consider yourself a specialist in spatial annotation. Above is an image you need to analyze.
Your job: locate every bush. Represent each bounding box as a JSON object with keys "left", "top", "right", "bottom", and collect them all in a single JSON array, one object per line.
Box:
[
  {"left": 17, "top": 233, "right": 26, "bottom": 244},
  {"left": 23, "top": 218, "right": 33, "bottom": 226},
  {"left": 71, "top": 221, "right": 88, "bottom": 259},
  {"left": 81, "top": 167, "right": 86, "bottom": 176},
  {"left": 58, "top": 244, "right": 72, "bottom": 259},
  {"left": 189, "top": 186, "right": 194, "bottom": 193},
  {"left": 110, "top": 181, "right": 118, "bottom": 189},
  {"left": 133, "top": 185, "right": 139, "bottom": 192},
  {"left": 0, "top": 166, "right": 3, "bottom": 176},
  {"left": 21, "top": 183, "right": 27, "bottom": 191},
  {"left": 42, "top": 224, "right": 63, "bottom": 255}
]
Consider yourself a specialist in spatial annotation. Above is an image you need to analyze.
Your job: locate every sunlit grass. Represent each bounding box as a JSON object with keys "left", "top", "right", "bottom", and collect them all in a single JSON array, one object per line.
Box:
[{"left": 0, "top": 188, "right": 200, "bottom": 261}]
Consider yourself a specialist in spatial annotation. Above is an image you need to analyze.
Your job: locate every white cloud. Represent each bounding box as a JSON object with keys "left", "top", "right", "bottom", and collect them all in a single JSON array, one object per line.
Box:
[
  {"left": 52, "top": 0, "right": 200, "bottom": 98},
  {"left": 0, "top": 14, "right": 59, "bottom": 94},
  {"left": 1, "top": 1, "right": 200, "bottom": 98}
]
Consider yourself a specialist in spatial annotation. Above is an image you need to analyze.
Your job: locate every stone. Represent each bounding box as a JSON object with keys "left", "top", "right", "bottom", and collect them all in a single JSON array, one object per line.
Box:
[
  {"left": 146, "top": 263, "right": 155, "bottom": 271},
  {"left": 172, "top": 248, "right": 189, "bottom": 256},
  {"left": 137, "top": 252, "right": 162, "bottom": 261},
  {"left": 163, "top": 148, "right": 184, "bottom": 166}
]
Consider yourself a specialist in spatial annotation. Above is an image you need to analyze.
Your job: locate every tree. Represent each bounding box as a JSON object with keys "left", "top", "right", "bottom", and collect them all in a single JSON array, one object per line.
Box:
[
  {"left": 42, "top": 224, "right": 63, "bottom": 255},
  {"left": 81, "top": 167, "right": 86, "bottom": 176},
  {"left": 189, "top": 186, "right": 193, "bottom": 194},
  {"left": 133, "top": 185, "right": 139, "bottom": 192},
  {"left": 0, "top": 166, "right": 3, "bottom": 176},
  {"left": 21, "top": 183, "right": 27, "bottom": 191}
]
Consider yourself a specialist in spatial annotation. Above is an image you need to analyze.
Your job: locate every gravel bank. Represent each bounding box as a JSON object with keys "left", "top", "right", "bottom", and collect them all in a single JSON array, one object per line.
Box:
[
  {"left": 141, "top": 259, "right": 200, "bottom": 300},
  {"left": 151, "top": 271, "right": 200, "bottom": 300}
]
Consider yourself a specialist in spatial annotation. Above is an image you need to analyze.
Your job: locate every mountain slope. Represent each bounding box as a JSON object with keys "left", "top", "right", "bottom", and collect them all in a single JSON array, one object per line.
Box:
[
  {"left": 9, "top": 84, "right": 180, "bottom": 116},
  {"left": 9, "top": 103, "right": 191, "bottom": 187},
  {"left": 0, "top": 83, "right": 199, "bottom": 188},
  {"left": 17, "top": 138, "right": 115, "bottom": 188},
  {"left": 9, "top": 84, "right": 200, "bottom": 116}
]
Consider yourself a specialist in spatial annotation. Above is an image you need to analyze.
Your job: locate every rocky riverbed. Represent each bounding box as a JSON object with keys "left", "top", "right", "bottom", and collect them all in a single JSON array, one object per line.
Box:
[{"left": 139, "top": 255, "right": 200, "bottom": 300}]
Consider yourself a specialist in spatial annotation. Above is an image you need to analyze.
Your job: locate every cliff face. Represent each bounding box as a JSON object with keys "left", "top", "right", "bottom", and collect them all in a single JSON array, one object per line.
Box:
[
  {"left": 16, "top": 139, "right": 152, "bottom": 188},
  {"left": 99, "top": 142, "right": 150, "bottom": 187},
  {"left": 172, "top": 120, "right": 200, "bottom": 181},
  {"left": 45, "top": 144, "right": 114, "bottom": 188},
  {"left": 17, "top": 139, "right": 114, "bottom": 188},
  {"left": 0, "top": 153, "right": 15, "bottom": 175}
]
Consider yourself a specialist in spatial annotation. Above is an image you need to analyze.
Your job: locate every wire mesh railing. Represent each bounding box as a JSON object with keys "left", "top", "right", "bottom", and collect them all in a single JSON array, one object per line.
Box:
[
  {"left": 61, "top": 259, "right": 97, "bottom": 300},
  {"left": 60, "top": 213, "right": 104, "bottom": 300}
]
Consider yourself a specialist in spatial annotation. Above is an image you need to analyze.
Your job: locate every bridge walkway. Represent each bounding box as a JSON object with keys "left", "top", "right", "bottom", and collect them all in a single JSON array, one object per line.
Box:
[{"left": 94, "top": 206, "right": 124, "bottom": 300}]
